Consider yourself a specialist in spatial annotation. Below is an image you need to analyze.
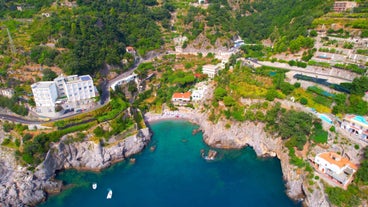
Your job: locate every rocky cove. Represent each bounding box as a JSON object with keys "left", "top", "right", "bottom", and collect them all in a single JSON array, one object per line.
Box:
[{"left": 1, "top": 108, "right": 329, "bottom": 207}]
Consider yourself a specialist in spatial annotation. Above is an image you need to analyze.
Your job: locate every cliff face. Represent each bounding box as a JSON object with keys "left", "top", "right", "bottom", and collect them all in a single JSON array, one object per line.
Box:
[{"left": 0, "top": 128, "right": 151, "bottom": 207}]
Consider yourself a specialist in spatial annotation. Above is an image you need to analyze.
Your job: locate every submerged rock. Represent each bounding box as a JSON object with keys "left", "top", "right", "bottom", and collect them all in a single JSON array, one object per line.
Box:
[{"left": 201, "top": 149, "right": 218, "bottom": 161}]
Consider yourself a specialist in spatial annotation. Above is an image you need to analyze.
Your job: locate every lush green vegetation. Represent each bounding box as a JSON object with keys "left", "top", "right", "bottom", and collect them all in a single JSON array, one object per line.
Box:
[
  {"left": 326, "top": 185, "right": 361, "bottom": 207},
  {"left": 237, "top": 0, "right": 331, "bottom": 48},
  {"left": 0, "top": 95, "right": 28, "bottom": 116},
  {"left": 266, "top": 104, "right": 313, "bottom": 150},
  {"left": 308, "top": 60, "right": 331, "bottom": 68},
  {"left": 334, "top": 63, "right": 367, "bottom": 75},
  {"left": 21, "top": 121, "right": 96, "bottom": 165},
  {"left": 263, "top": 103, "right": 328, "bottom": 167},
  {"left": 310, "top": 121, "right": 328, "bottom": 143},
  {"left": 0, "top": 0, "right": 54, "bottom": 18},
  {"left": 1, "top": 0, "right": 171, "bottom": 76},
  {"left": 356, "top": 147, "right": 368, "bottom": 184}
]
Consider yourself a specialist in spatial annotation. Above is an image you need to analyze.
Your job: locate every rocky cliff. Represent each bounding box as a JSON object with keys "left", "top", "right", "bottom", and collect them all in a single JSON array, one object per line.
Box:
[{"left": 0, "top": 128, "right": 150, "bottom": 207}]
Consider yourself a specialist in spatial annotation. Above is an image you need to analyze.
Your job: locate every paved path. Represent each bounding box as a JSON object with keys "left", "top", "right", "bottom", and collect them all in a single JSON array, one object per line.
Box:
[{"left": 0, "top": 114, "right": 40, "bottom": 124}]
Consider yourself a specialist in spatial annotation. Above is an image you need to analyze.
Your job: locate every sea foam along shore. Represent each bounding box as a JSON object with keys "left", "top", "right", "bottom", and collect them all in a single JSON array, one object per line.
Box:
[{"left": 144, "top": 108, "right": 330, "bottom": 207}]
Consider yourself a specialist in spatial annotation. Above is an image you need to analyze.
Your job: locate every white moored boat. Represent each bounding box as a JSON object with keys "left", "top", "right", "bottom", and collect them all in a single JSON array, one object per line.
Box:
[
  {"left": 92, "top": 183, "right": 97, "bottom": 190},
  {"left": 107, "top": 189, "right": 113, "bottom": 199}
]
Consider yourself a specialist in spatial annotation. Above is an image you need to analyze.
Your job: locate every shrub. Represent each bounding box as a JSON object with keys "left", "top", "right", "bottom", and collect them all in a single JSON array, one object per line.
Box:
[
  {"left": 310, "top": 30, "right": 318, "bottom": 37},
  {"left": 311, "top": 128, "right": 328, "bottom": 144},
  {"left": 1, "top": 138, "right": 11, "bottom": 146},
  {"left": 223, "top": 96, "right": 236, "bottom": 107},
  {"left": 294, "top": 82, "right": 301, "bottom": 88},
  {"left": 325, "top": 186, "right": 361, "bottom": 207},
  {"left": 3, "top": 122, "right": 15, "bottom": 132},
  {"left": 265, "top": 89, "right": 278, "bottom": 101},
  {"left": 214, "top": 87, "right": 227, "bottom": 101},
  {"left": 22, "top": 133, "right": 33, "bottom": 142},
  {"left": 300, "top": 97, "right": 308, "bottom": 105},
  {"left": 93, "top": 126, "right": 105, "bottom": 137}
]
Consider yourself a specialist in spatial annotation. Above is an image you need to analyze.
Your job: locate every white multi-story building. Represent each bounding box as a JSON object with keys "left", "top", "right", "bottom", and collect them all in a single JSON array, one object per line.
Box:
[
  {"left": 202, "top": 64, "right": 221, "bottom": 78},
  {"left": 314, "top": 152, "right": 357, "bottom": 188},
  {"left": 31, "top": 81, "right": 58, "bottom": 113},
  {"left": 32, "top": 74, "right": 96, "bottom": 114},
  {"left": 191, "top": 85, "right": 208, "bottom": 101},
  {"left": 55, "top": 75, "right": 96, "bottom": 102},
  {"left": 341, "top": 114, "right": 368, "bottom": 141}
]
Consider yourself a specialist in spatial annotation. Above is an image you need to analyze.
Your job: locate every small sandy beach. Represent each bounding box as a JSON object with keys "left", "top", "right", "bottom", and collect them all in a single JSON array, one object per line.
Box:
[{"left": 144, "top": 108, "right": 203, "bottom": 125}]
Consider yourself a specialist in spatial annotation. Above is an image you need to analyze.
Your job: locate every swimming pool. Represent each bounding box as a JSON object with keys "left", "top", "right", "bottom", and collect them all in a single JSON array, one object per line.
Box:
[
  {"left": 353, "top": 116, "right": 368, "bottom": 125},
  {"left": 318, "top": 114, "right": 333, "bottom": 124}
]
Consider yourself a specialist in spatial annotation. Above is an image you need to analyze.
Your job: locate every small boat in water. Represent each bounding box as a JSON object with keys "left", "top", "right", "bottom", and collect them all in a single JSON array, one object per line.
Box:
[
  {"left": 107, "top": 189, "right": 113, "bottom": 199},
  {"left": 92, "top": 183, "right": 97, "bottom": 190}
]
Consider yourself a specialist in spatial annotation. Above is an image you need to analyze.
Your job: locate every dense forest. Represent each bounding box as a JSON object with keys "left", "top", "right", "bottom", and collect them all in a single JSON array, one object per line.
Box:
[
  {"left": 236, "top": 0, "right": 333, "bottom": 42},
  {"left": 1, "top": 0, "right": 173, "bottom": 75},
  {"left": 177, "top": 0, "right": 332, "bottom": 53}
]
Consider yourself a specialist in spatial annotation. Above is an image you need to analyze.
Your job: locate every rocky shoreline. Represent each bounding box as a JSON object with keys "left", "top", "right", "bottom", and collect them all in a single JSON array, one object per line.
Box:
[
  {"left": 145, "top": 108, "right": 330, "bottom": 207},
  {"left": 0, "top": 127, "right": 151, "bottom": 207}
]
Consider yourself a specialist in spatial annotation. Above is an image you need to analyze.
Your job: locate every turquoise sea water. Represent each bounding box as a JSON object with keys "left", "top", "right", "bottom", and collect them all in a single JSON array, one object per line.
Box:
[{"left": 39, "top": 120, "right": 299, "bottom": 207}]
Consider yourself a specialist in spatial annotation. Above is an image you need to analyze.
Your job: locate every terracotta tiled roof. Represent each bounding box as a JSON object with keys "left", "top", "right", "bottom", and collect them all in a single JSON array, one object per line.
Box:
[
  {"left": 126, "top": 46, "right": 134, "bottom": 52},
  {"left": 318, "top": 152, "right": 357, "bottom": 170},
  {"left": 172, "top": 92, "right": 191, "bottom": 99}
]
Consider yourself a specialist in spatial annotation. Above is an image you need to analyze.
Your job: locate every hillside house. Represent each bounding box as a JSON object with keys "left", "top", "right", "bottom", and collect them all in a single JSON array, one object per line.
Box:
[
  {"left": 110, "top": 73, "right": 138, "bottom": 91},
  {"left": 333, "top": 1, "right": 358, "bottom": 12},
  {"left": 172, "top": 92, "right": 191, "bottom": 105},
  {"left": 126, "top": 46, "right": 135, "bottom": 54},
  {"left": 202, "top": 64, "right": 221, "bottom": 78},
  {"left": 341, "top": 115, "right": 368, "bottom": 141},
  {"left": 191, "top": 87, "right": 207, "bottom": 101},
  {"left": 234, "top": 39, "right": 245, "bottom": 48},
  {"left": 313, "top": 152, "right": 357, "bottom": 188}
]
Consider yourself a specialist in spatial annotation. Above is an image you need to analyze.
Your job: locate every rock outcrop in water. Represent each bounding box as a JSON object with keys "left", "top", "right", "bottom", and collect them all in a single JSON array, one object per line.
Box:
[{"left": 0, "top": 128, "right": 150, "bottom": 207}]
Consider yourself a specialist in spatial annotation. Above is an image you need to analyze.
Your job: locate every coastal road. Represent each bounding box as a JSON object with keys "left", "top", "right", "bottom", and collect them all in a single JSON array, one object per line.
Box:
[{"left": 0, "top": 114, "right": 41, "bottom": 125}]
